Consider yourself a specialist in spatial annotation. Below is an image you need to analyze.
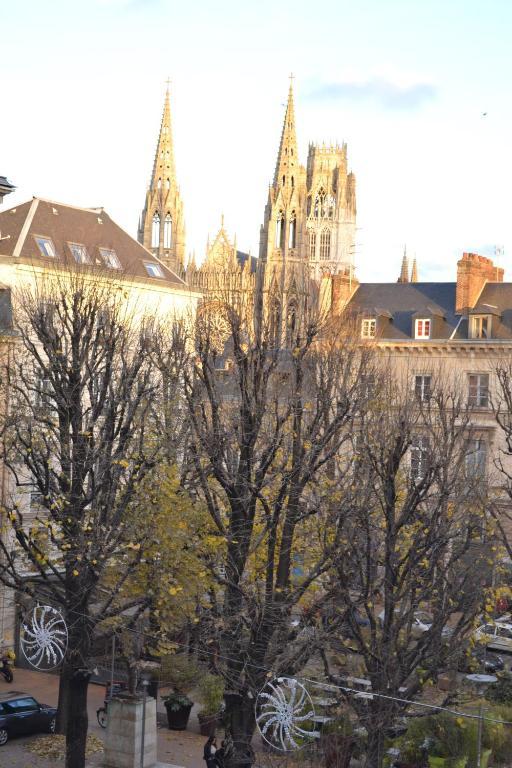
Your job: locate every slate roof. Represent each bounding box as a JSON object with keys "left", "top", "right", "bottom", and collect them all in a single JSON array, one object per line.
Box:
[
  {"left": 236, "top": 251, "right": 258, "bottom": 273},
  {"left": 347, "top": 282, "right": 460, "bottom": 340},
  {"left": 0, "top": 198, "right": 188, "bottom": 290}
]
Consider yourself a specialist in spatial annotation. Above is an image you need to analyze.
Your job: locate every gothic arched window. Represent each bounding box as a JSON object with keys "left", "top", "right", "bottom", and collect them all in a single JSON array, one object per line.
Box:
[
  {"left": 315, "top": 188, "right": 326, "bottom": 218},
  {"left": 166, "top": 178, "right": 170, "bottom": 190},
  {"left": 282, "top": 175, "right": 286, "bottom": 187},
  {"left": 327, "top": 194, "right": 336, "bottom": 218},
  {"left": 269, "top": 298, "right": 280, "bottom": 347},
  {"left": 287, "top": 300, "right": 298, "bottom": 344},
  {"left": 308, "top": 230, "right": 316, "bottom": 260},
  {"left": 164, "top": 214, "right": 172, "bottom": 249},
  {"left": 291, "top": 175, "right": 294, "bottom": 188},
  {"left": 289, "top": 212, "right": 296, "bottom": 249},
  {"left": 275, "top": 211, "right": 285, "bottom": 249},
  {"left": 320, "top": 229, "right": 331, "bottom": 260},
  {"left": 151, "top": 213, "right": 160, "bottom": 248},
  {"left": 157, "top": 178, "right": 162, "bottom": 190}
]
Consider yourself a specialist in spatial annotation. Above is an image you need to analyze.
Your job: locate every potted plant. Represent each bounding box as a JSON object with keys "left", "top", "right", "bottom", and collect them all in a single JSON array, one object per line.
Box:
[
  {"left": 160, "top": 654, "right": 200, "bottom": 731},
  {"left": 197, "top": 673, "right": 225, "bottom": 736},
  {"left": 396, "top": 714, "right": 468, "bottom": 768}
]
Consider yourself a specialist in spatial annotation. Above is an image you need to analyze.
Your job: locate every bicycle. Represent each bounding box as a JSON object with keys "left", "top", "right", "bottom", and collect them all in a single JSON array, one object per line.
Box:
[
  {"left": 96, "top": 680, "right": 127, "bottom": 728},
  {"left": 97, "top": 703, "right": 108, "bottom": 728}
]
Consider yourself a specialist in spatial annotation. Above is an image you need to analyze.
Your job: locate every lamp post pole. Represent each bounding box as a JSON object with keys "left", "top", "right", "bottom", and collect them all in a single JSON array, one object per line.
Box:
[{"left": 140, "top": 678, "right": 149, "bottom": 768}]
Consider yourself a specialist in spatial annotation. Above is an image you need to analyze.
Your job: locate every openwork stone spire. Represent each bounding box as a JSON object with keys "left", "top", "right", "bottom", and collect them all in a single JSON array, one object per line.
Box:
[
  {"left": 273, "top": 79, "right": 299, "bottom": 189},
  {"left": 137, "top": 84, "right": 185, "bottom": 274},
  {"left": 398, "top": 248, "right": 409, "bottom": 283}
]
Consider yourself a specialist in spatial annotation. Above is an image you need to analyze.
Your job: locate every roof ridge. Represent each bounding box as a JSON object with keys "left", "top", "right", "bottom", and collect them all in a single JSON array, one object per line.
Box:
[{"left": 31, "top": 197, "right": 104, "bottom": 215}]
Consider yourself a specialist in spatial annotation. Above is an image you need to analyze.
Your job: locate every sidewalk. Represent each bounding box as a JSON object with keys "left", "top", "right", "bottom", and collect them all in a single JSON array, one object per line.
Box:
[{"left": 0, "top": 667, "right": 206, "bottom": 768}]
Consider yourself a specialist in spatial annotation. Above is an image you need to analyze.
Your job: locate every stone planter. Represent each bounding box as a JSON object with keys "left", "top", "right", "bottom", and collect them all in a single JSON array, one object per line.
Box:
[
  {"left": 104, "top": 694, "right": 157, "bottom": 768},
  {"left": 198, "top": 711, "right": 220, "bottom": 736},
  {"left": 164, "top": 700, "right": 193, "bottom": 730}
]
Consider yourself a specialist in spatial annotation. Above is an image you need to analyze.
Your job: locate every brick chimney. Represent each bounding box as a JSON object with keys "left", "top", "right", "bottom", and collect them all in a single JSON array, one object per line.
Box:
[
  {"left": 329, "top": 268, "right": 359, "bottom": 315},
  {"left": 455, "top": 252, "right": 504, "bottom": 314}
]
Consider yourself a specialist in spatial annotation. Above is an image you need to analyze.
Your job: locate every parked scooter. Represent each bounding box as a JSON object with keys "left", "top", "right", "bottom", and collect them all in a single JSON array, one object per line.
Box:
[{"left": 0, "top": 650, "right": 15, "bottom": 683}]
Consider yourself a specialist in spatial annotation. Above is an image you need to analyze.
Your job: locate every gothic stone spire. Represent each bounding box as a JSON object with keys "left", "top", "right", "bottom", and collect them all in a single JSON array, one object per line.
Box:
[
  {"left": 150, "top": 85, "right": 176, "bottom": 192},
  {"left": 273, "top": 78, "right": 299, "bottom": 190},
  {"left": 398, "top": 247, "right": 409, "bottom": 283},
  {"left": 411, "top": 257, "right": 418, "bottom": 283},
  {"left": 137, "top": 84, "right": 185, "bottom": 274}
]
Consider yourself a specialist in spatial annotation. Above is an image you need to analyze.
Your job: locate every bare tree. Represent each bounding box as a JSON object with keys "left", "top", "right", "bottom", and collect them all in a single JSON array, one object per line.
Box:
[
  {"left": 179, "top": 295, "right": 373, "bottom": 767},
  {"left": 0, "top": 276, "right": 162, "bottom": 768},
  {"left": 326, "top": 369, "right": 493, "bottom": 768},
  {"left": 490, "top": 360, "right": 512, "bottom": 564}
]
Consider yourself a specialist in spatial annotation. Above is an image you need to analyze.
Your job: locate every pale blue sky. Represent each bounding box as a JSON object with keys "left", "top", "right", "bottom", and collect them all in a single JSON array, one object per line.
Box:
[{"left": 2, "top": 0, "right": 511, "bottom": 281}]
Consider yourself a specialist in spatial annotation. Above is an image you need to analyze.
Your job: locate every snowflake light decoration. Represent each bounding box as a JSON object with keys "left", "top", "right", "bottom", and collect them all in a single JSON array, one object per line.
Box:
[
  {"left": 256, "top": 677, "right": 317, "bottom": 752},
  {"left": 20, "top": 605, "right": 68, "bottom": 670}
]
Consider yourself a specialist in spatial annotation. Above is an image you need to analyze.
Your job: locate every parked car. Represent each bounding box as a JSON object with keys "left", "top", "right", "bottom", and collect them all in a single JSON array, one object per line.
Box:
[
  {"left": 0, "top": 692, "right": 57, "bottom": 745},
  {"left": 457, "top": 647, "right": 505, "bottom": 673},
  {"left": 475, "top": 620, "right": 512, "bottom": 653},
  {"left": 378, "top": 609, "right": 452, "bottom": 639}
]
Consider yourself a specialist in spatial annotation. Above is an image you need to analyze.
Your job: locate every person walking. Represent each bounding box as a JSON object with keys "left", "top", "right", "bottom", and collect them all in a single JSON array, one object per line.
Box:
[
  {"left": 203, "top": 735, "right": 218, "bottom": 768},
  {"left": 215, "top": 739, "right": 226, "bottom": 767}
]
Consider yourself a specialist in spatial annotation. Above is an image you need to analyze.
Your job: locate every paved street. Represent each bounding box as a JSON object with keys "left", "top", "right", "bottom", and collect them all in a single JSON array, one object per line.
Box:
[{"left": 0, "top": 667, "right": 206, "bottom": 768}]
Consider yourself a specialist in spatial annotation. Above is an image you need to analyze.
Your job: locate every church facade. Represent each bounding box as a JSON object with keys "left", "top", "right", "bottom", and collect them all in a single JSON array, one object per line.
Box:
[{"left": 138, "top": 82, "right": 358, "bottom": 332}]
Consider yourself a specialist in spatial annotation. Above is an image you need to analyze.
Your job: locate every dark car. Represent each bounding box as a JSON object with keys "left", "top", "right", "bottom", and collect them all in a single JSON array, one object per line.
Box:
[
  {"left": 458, "top": 648, "right": 505, "bottom": 674},
  {"left": 0, "top": 692, "right": 57, "bottom": 745}
]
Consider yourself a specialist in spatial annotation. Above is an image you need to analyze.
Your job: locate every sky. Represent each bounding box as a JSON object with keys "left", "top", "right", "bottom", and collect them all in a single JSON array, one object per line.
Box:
[{"left": 1, "top": 0, "right": 512, "bottom": 283}]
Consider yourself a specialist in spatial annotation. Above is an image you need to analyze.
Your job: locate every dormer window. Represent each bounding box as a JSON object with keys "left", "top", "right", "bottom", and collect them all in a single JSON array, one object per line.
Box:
[
  {"left": 99, "top": 247, "right": 121, "bottom": 269},
  {"left": 144, "top": 262, "right": 165, "bottom": 278},
  {"left": 34, "top": 236, "right": 56, "bottom": 258},
  {"left": 471, "top": 315, "right": 491, "bottom": 339},
  {"left": 68, "top": 242, "right": 90, "bottom": 264},
  {"left": 361, "top": 318, "right": 376, "bottom": 339},
  {"left": 415, "top": 319, "right": 431, "bottom": 339}
]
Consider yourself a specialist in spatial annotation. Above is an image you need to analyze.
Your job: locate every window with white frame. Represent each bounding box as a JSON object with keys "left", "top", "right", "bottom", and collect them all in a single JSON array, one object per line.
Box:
[
  {"left": 468, "top": 373, "right": 489, "bottom": 407},
  {"left": 411, "top": 435, "right": 430, "bottom": 480},
  {"left": 144, "top": 262, "right": 165, "bottom": 278},
  {"left": 68, "top": 242, "right": 90, "bottom": 264},
  {"left": 415, "top": 375, "right": 432, "bottom": 403},
  {"left": 415, "top": 318, "right": 431, "bottom": 339},
  {"left": 99, "top": 247, "right": 122, "bottom": 269},
  {"left": 34, "top": 236, "right": 56, "bottom": 258},
  {"left": 465, "top": 438, "right": 487, "bottom": 477},
  {"left": 361, "top": 318, "right": 376, "bottom": 339},
  {"left": 471, "top": 315, "right": 491, "bottom": 339}
]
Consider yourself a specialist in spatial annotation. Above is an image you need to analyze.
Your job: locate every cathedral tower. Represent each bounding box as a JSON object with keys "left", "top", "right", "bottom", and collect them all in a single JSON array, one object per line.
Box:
[
  {"left": 259, "top": 81, "right": 309, "bottom": 342},
  {"left": 259, "top": 79, "right": 357, "bottom": 338},
  {"left": 305, "top": 142, "right": 356, "bottom": 281},
  {"left": 138, "top": 86, "right": 186, "bottom": 273}
]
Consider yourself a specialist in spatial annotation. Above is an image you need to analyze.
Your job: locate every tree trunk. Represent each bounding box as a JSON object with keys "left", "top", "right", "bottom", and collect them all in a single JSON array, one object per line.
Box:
[
  {"left": 65, "top": 668, "right": 90, "bottom": 768},
  {"left": 365, "top": 725, "right": 385, "bottom": 768},
  {"left": 224, "top": 692, "right": 255, "bottom": 768},
  {"left": 56, "top": 662, "right": 72, "bottom": 733}
]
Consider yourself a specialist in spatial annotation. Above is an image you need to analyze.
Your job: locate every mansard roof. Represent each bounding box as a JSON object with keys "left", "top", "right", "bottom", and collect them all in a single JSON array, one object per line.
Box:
[
  {"left": 347, "top": 279, "right": 512, "bottom": 341},
  {"left": 0, "top": 198, "right": 187, "bottom": 289},
  {"left": 348, "top": 282, "right": 458, "bottom": 338}
]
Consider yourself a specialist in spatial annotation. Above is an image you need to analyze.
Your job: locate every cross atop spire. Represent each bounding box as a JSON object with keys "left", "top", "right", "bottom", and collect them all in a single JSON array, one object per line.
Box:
[{"left": 273, "top": 79, "right": 299, "bottom": 189}]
